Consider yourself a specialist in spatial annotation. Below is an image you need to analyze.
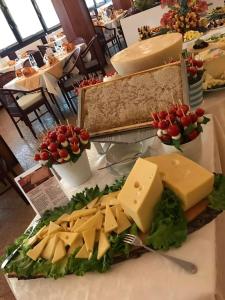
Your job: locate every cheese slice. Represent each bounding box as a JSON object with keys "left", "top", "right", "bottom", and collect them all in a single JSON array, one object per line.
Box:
[
  {"left": 55, "top": 214, "right": 71, "bottom": 225},
  {"left": 47, "top": 222, "right": 62, "bottom": 235},
  {"left": 58, "top": 232, "right": 80, "bottom": 246},
  {"left": 69, "top": 208, "right": 97, "bottom": 221},
  {"left": 100, "top": 193, "right": 120, "bottom": 208},
  {"left": 71, "top": 217, "right": 89, "bottom": 232},
  {"left": 83, "top": 228, "right": 96, "bottom": 252},
  {"left": 42, "top": 235, "right": 58, "bottom": 261},
  {"left": 115, "top": 206, "right": 131, "bottom": 234},
  {"left": 75, "top": 244, "right": 91, "bottom": 259},
  {"left": 52, "top": 239, "right": 66, "bottom": 264},
  {"left": 118, "top": 158, "right": 163, "bottom": 233},
  {"left": 76, "top": 212, "right": 103, "bottom": 232},
  {"left": 87, "top": 197, "right": 100, "bottom": 209},
  {"left": 27, "top": 236, "right": 49, "bottom": 261},
  {"left": 104, "top": 205, "right": 118, "bottom": 233},
  {"left": 146, "top": 153, "right": 214, "bottom": 211},
  {"left": 68, "top": 236, "right": 84, "bottom": 255},
  {"left": 97, "top": 231, "right": 110, "bottom": 260}
]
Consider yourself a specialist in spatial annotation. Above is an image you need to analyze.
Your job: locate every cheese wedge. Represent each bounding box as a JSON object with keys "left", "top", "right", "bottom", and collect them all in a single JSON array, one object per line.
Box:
[
  {"left": 58, "top": 232, "right": 80, "bottom": 246},
  {"left": 42, "top": 235, "right": 58, "bottom": 261},
  {"left": 75, "top": 244, "right": 91, "bottom": 259},
  {"left": 97, "top": 231, "right": 110, "bottom": 260},
  {"left": 118, "top": 158, "right": 163, "bottom": 233},
  {"left": 115, "top": 206, "right": 131, "bottom": 234},
  {"left": 27, "top": 236, "right": 49, "bottom": 261},
  {"left": 146, "top": 153, "right": 214, "bottom": 211},
  {"left": 100, "top": 194, "right": 120, "bottom": 208},
  {"left": 104, "top": 205, "right": 118, "bottom": 233},
  {"left": 68, "top": 236, "right": 84, "bottom": 255},
  {"left": 75, "top": 212, "right": 103, "bottom": 232},
  {"left": 83, "top": 228, "right": 96, "bottom": 252},
  {"left": 52, "top": 239, "right": 66, "bottom": 264},
  {"left": 69, "top": 208, "right": 97, "bottom": 221},
  {"left": 47, "top": 222, "right": 62, "bottom": 235},
  {"left": 71, "top": 217, "right": 89, "bottom": 232}
]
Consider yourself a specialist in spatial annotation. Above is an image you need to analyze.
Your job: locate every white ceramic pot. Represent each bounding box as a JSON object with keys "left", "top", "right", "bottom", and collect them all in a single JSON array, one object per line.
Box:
[
  {"left": 51, "top": 151, "right": 91, "bottom": 187},
  {"left": 161, "top": 134, "right": 202, "bottom": 162}
]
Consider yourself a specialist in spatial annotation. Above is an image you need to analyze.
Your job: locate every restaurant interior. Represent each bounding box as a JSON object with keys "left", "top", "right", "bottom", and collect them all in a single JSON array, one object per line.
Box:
[{"left": 1, "top": 0, "right": 225, "bottom": 299}]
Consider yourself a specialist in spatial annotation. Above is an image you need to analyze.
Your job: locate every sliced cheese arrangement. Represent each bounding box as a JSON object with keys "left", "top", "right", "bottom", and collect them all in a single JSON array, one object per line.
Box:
[{"left": 26, "top": 192, "right": 132, "bottom": 263}]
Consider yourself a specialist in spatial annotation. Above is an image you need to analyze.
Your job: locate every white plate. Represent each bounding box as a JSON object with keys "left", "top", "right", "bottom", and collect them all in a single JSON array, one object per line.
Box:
[{"left": 203, "top": 85, "right": 225, "bottom": 93}]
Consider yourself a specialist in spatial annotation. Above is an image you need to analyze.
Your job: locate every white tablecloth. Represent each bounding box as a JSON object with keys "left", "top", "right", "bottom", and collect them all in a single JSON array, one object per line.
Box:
[{"left": 6, "top": 115, "right": 225, "bottom": 300}]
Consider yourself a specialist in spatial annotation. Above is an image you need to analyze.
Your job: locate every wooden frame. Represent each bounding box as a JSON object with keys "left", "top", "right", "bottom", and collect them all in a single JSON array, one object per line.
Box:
[{"left": 78, "top": 60, "right": 189, "bottom": 137}]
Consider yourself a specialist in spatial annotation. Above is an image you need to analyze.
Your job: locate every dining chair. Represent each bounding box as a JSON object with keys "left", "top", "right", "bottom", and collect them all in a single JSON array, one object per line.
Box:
[
  {"left": 95, "top": 26, "right": 121, "bottom": 57},
  {"left": 58, "top": 47, "right": 82, "bottom": 113},
  {"left": 0, "top": 71, "right": 16, "bottom": 88},
  {"left": 79, "top": 35, "right": 106, "bottom": 78},
  {"left": 0, "top": 87, "right": 59, "bottom": 139}
]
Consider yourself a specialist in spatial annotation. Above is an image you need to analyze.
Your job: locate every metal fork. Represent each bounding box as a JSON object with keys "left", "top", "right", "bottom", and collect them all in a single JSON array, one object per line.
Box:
[
  {"left": 123, "top": 234, "right": 198, "bottom": 274},
  {"left": 1, "top": 218, "right": 40, "bottom": 269}
]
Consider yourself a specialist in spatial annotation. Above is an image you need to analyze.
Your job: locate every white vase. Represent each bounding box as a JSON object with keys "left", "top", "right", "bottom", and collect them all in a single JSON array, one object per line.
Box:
[
  {"left": 161, "top": 134, "right": 202, "bottom": 162},
  {"left": 51, "top": 151, "right": 91, "bottom": 187}
]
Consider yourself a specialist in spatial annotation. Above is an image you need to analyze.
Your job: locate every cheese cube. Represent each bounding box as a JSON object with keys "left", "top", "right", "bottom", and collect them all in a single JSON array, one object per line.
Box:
[
  {"left": 146, "top": 153, "right": 214, "bottom": 211},
  {"left": 104, "top": 205, "right": 118, "bottom": 233},
  {"left": 52, "top": 239, "right": 66, "bottom": 264},
  {"left": 42, "top": 235, "right": 58, "bottom": 261},
  {"left": 97, "top": 231, "right": 110, "bottom": 260},
  {"left": 27, "top": 236, "right": 49, "bottom": 261},
  {"left": 118, "top": 158, "right": 163, "bottom": 233}
]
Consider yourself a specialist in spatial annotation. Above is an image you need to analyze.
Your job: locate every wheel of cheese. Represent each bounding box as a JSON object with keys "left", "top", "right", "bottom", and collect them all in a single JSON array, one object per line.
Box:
[{"left": 111, "top": 33, "right": 183, "bottom": 76}]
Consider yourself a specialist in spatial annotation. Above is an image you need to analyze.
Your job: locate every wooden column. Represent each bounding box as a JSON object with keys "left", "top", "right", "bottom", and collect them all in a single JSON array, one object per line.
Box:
[
  {"left": 51, "top": 0, "right": 106, "bottom": 65},
  {"left": 112, "top": 0, "right": 133, "bottom": 10}
]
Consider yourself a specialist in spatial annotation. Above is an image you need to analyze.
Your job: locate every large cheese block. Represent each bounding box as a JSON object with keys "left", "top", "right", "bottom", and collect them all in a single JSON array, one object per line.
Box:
[
  {"left": 111, "top": 33, "right": 182, "bottom": 76},
  {"left": 146, "top": 153, "right": 214, "bottom": 211},
  {"left": 118, "top": 158, "right": 163, "bottom": 233}
]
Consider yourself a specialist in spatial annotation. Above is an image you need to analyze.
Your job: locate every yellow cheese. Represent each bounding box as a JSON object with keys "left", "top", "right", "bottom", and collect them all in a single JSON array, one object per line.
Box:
[
  {"left": 52, "top": 239, "right": 66, "bottom": 264},
  {"left": 146, "top": 153, "right": 214, "bottom": 211},
  {"left": 100, "top": 192, "right": 120, "bottom": 208},
  {"left": 104, "top": 205, "right": 118, "bottom": 233},
  {"left": 42, "top": 235, "right": 58, "bottom": 261},
  {"left": 115, "top": 206, "right": 131, "bottom": 234},
  {"left": 111, "top": 33, "right": 182, "bottom": 75},
  {"left": 55, "top": 213, "right": 71, "bottom": 225},
  {"left": 58, "top": 232, "right": 80, "bottom": 246},
  {"left": 69, "top": 208, "right": 97, "bottom": 221},
  {"left": 87, "top": 197, "right": 100, "bottom": 209},
  {"left": 68, "top": 236, "right": 84, "bottom": 255},
  {"left": 76, "top": 212, "right": 103, "bottom": 232},
  {"left": 97, "top": 231, "right": 110, "bottom": 260},
  {"left": 27, "top": 235, "right": 38, "bottom": 246},
  {"left": 47, "top": 221, "right": 62, "bottom": 235},
  {"left": 83, "top": 228, "right": 96, "bottom": 252},
  {"left": 118, "top": 158, "right": 163, "bottom": 233},
  {"left": 60, "top": 222, "right": 69, "bottom": 231},
  {"left": 27, "top": 236, "right": 49, "bottom": 261},
  {"left": 71, "top": 217, "right": 89, "bottom": 232},
  {"left": 75, "top": 244, "right": 91, "bottom": 259}
]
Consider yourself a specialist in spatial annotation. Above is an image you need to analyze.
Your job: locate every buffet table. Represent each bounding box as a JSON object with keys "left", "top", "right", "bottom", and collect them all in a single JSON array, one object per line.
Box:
[{"left": 5, "top": 115, "right": 225, "bottom": 300}]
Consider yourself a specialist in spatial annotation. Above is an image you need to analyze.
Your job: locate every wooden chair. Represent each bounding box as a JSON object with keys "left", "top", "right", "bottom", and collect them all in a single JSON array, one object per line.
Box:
[
  {"left": 0, "top": 71, "right": 16, "bottom": 88},
  {"left": 0, "top": 87, "right": 59, "bottom": 139},
  {"left": 95, "top": 26, "right": 121, "bottom": 57},
  {"left": 58, "top": 47, "right": 82, "bottom": 113},
  {"left": 79, "top": 35, "right": 106, "bottom": 78}
]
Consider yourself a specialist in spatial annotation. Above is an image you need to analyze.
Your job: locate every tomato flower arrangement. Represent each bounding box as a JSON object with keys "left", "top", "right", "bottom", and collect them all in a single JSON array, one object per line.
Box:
[
  {"left": 34, "top": 124, "right": 91, "bottom": 167},
  {"left": 151, "top": 103, "right": 210, "bottom": 150}
]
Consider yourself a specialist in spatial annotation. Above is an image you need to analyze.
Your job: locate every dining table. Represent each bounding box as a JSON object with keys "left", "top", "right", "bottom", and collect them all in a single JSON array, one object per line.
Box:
[
  {"left": 5, "top": 114, "right": 225, "bottom": 300},
  {"left": 3, "top": 43, "right": 86, "bottom": 97}
]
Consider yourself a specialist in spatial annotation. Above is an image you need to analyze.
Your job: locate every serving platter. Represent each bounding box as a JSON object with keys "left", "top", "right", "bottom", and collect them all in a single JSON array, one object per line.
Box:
[{"left": 203, "top": 85, "right": 225, "bottom": 93}]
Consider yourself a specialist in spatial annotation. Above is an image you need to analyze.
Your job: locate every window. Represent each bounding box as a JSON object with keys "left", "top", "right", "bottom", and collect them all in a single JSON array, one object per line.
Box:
[
  {"left": 0, "top": 9, "right": 17, "bottom": 50},
  {"left": 35, "top": 0, "right": 60, "bottom": 29},
  {"left": 85, "top": 0, "right": 95, "bottom": 8},
  {"left": 4, "top": 0, "right": 43, "bottom": 39}
]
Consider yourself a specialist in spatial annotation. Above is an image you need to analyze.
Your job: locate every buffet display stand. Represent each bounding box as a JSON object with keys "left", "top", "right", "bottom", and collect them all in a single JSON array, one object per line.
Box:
[{"left": 5, "top": 115, "right": 225, "bottom": 300}]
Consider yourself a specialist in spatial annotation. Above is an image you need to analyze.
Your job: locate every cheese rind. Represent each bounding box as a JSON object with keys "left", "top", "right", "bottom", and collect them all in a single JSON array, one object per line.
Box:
[
  {"left": 118, "top": 158, "right": 163, "bottom": 233},
  {"left": 146, "top": 153, "right": 214, "bottom": 211}
]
